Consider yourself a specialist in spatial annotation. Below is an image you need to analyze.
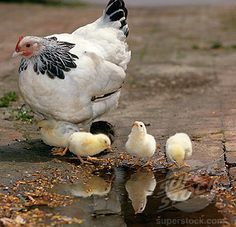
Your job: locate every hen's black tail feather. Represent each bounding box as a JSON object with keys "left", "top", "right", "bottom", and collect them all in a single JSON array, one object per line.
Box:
[
  {"left": 90, "top": 121, "right": 115, "bottom": 144},
  {"left": 104, "top": 0, "right": 129, "bottom": 37}
]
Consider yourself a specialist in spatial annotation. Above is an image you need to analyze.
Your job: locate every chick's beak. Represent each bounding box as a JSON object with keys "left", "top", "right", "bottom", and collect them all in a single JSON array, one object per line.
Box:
[
  {"left": 107, "top": 145, "right": 113, "bottom": 152},
  {"left": 132, "top": 122, "right": 139, "bottom": 127},
  {"left": 132, "top": 121, "right": 139, "bottom": 126},
  {"left": 12, "top": 51, "right": 22, "bottom": 58},
  {"left": 135, "top": 208, "right": 142, "bottom": 215}
]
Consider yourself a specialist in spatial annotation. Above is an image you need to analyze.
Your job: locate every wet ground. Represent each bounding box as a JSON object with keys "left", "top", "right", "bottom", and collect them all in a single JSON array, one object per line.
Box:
[
  {"left": 0, "top": 1, "right": 236, "bottom": 226},
  {"left": 0, "top": 141, "right": 232, "bottom": 226},
  {"left": 49, "top": 166, "right": 228, "bottom": 227}
]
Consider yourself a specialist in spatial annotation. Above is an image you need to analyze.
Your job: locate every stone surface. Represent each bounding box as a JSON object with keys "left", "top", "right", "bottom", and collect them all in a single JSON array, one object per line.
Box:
[
  {"left": 0, "top": 0, "right": 235, "bottom": 181},
  {"left": 0, "top": 2, "right": 235, "bottom": 225},
  {"left": 226, "top": 151, "right": 236, "bottom": 164},
  {"left": 230, "top": 167, "right": 236, "bottom": 186}
]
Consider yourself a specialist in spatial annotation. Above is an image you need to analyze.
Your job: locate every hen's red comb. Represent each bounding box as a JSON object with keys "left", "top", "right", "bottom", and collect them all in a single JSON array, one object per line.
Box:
[{"left": 15, "top": 35, "right": 24, "bottom": 52}]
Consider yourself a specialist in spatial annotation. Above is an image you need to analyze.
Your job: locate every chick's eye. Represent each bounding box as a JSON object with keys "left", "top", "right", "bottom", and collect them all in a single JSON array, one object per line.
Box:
[
  {"left": 26, "top": 43, "right": 31, "bottom": 48},
  {"left": 140, "top": 125, "right": 143, "bottom": 127}
]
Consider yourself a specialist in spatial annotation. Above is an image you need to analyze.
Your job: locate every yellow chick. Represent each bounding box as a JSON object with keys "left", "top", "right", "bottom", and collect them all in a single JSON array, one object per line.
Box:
[
  {"left": 70, "top": 175, "right": 112, "bottom": 197},
  {"left": 166, "top": 133, "right": 192, "bottom": 168},
  {"left": 125, "top": 170, "right": 156, "bottom": 214},
  {"left": 68, "top": 132, "right": 111, "bottom": 164},
  {"left": 37, "top": 119, "right": 79, "bottom": 156},
  {"left": 125, "top": 121, "right": 156, "bottom": 166},
  {"left": 53, "top": 175, "right": 112, "bottom": 198}
]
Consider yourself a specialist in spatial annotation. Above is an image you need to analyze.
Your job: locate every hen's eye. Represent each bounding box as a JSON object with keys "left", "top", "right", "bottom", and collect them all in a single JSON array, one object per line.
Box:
[
  {"left": 140, "top": 125, "right": 143, "bottom": 127},
  {"left": 26, "top": 43, "right": 31, "bottom": 48}
]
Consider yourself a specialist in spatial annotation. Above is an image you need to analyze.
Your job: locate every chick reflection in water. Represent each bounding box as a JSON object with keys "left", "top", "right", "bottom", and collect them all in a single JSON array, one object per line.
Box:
[
  {"left": 165, "top": 172, "right": 192, "bottom": 202},
  {"left": 164, "top": 172, "right": 215, "bottom": 213},
  {"left": 54, "top": 175, "right": 112, "bottom": 198},
  {"left": 125, "top": 170, "right": 157, "bottom": 214}
]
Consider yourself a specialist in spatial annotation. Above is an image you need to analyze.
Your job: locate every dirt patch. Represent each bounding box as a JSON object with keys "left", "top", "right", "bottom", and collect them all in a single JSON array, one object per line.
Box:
[{"left": 127, "top": 64, "right": 217, "bottom": 95}]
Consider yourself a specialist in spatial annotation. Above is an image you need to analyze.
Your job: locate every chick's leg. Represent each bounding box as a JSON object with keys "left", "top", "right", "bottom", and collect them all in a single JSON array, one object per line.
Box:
[
  {"left": 77, "top": 155, "right": 93, "bottom": 165},
  {"left": 87, "top": 156, "right": 102, "bottom": 162},
  {"left": 142, "top": 158, "right": 153, "bottom": 167},
  {"left": 182, "top": 161, "right": 191, "bottom": 168},
  {"left": 157, "top": 156, "right": 166, "bottom": 162},
  {"left": 165, "top": 162, "right": 176, "bottom": 168},
  {"left": 51, "top": 147, "right": 68, "bottom": 156},
  {"left": 173, "top": 161, "right": 190, "bottom": 169},
  {"left": 133, "top": 157, "right": 141, "bottom": 167}
]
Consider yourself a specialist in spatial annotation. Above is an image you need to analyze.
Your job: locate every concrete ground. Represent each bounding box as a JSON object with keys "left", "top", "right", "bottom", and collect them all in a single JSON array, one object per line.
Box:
[{"left": 0, "top": 1, "right": 236, "bottom": 225}]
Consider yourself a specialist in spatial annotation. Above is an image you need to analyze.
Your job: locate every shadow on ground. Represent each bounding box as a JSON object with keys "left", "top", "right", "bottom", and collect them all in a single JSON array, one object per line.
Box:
[{"left": 0, "top": 140, "right": 52, "bottom": 162}]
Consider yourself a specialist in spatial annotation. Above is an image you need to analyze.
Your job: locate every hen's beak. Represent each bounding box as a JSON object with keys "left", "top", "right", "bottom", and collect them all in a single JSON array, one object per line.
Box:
[{"left": 12, "top": 51, "right": 22, "bottom": 58}]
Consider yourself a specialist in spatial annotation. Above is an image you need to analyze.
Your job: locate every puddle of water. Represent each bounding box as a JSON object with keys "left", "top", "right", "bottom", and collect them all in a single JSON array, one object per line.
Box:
[{"left": 47, "top": 167, "right": 227, "bottom": 227}]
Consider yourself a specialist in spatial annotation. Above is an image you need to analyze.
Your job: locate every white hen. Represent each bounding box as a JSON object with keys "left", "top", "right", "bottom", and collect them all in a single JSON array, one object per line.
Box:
[
  {"left": 166, "top": 133, "right": 192, "bottom": 168},
  {"left": 13, "top": 0, "right": 131, "bottom": 124},
  {"left": 125, "top": 121, "right": 156, "bottom": 166}
]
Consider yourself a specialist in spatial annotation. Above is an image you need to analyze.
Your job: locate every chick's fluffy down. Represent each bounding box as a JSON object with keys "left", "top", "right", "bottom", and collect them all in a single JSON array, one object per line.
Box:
[
  {"left": 126, "top": 134, "right": 156, "bottom": 158},
  {"left": 68, "top": 132, "right": 111, "bottom": 157}
]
